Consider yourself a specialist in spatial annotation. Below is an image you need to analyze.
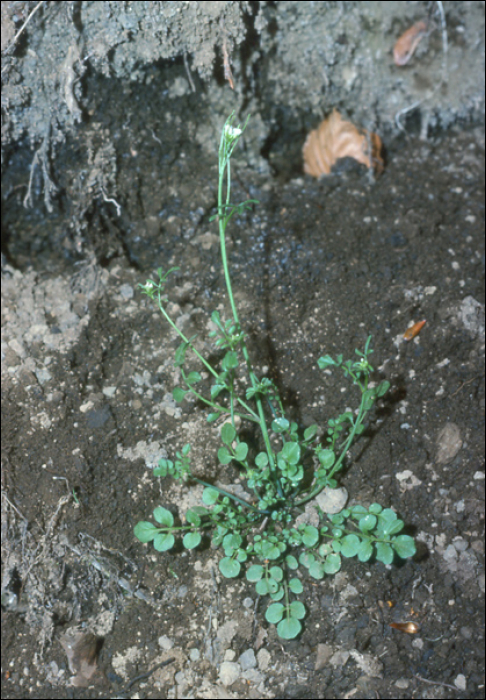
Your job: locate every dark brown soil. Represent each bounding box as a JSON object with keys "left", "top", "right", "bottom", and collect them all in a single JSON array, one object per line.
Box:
[{"left": 2, "top": 113, "right": 484, "bottom": 699}]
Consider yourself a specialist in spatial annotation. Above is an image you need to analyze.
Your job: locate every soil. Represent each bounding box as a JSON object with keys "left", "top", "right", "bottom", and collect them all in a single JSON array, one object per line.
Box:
[{"left": 1, "top": 3, "right": 485, "bottom": 700}]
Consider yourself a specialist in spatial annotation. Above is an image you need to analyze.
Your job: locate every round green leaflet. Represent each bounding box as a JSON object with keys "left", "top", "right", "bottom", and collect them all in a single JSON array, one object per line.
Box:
[
  {"left": 289, "top": 600, "right": 306, "bottom": 619},
  {"left": 246, "top": 564, "right": 264, "bottom": 582},
  {"left": 324, "top": 553, "right": 341, "bottom": 574},
  {"left": 221, "top": 422, "right": 236, "bottom": 445},
  {"left": 133, "top": 521, "right": 158, "bottom": 543},
  {"left": 368, "top": 502, "right": 383, "bottom": 514},
  {"left": 301, "top": 525, "right": 319, "bottom": 547},
  {"left": 281, "top": 441, "right": 300, "bottom": 465},
  {"left": 223, "top": 533, "right": 242, "bottom": 551},
  {"left": 341, "top": 534, "right": 361, "bottom": 558},
  {"left": 376, "top": 542, "right": 394, "bottom": 565},
  {"left": 277, "top": 617, "right": 302, "bottom": 639},
  {"left": 289, "top": 578, "right": 303, "bottom": 594},
  {"left": 173, "top": 387, "right": 187, "bottom": 403},
  {"left": 393, "top": 535, "right": 416, "bottom": 559},
  {"left": 218, "top": 447, "right": 232, "bottom": 465},
  {"left": 255, "top": 452, "right": 269, "bottom": 468},
  {"left": 183, "top": 532, "right": 201, "bottom": 549},
  {"left": 234, "top": 442, "right": 248, "bottom": 461},
  {"left": 269, "top": 566, "right": 284, "bottom": 582},
  {"left": 359, "top": 514, "right": 377, "bottom": 531},
  {"left": 265, "top": 603, "right": 284, "bottom": 624},
  {"left": 202, "top": 487, "right": 219, "bottom": 505},
  {"left": 358, "top": 540, "right": 373, "bottom": 562},
  {"left": 285, "top": 554, "right": 299, "bottom": 570},
  {"left": 308, "top": 560, "right": 325, "bottom": 579},
  {"left": 219, "top": 557, "right": 241, "bottom": 578},
  {"left": 154, "top": 532, "right": 175, "bottom": 552},
  {"left": 153, "top": 506, "right": 174, "bottom": 527},
  {"left": 256, "top": 577, "right": 279, "bottom": 595}
]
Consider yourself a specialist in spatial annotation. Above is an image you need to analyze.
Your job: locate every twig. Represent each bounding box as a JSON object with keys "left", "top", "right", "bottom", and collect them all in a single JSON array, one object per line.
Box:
[
  {"left": 125, "top": 657, "right": 175, "bottom": 690},
  {"left": 1, "top": 0, "right": 45, "bottom": 56},
  {"left": 413, "top": 673, "right": 457, "bottom": 691},
  {"left": 23, "top": 148, "right": 41, "bottom": 209},
  {"left": 2, "top": 492, "right": 28, "bottom": 523},
  {"left": 183, "top": 52, "right": 196, "bottom": 92},
  {"left": 451, "top": 377, "right": 476, "bottom": 397}
]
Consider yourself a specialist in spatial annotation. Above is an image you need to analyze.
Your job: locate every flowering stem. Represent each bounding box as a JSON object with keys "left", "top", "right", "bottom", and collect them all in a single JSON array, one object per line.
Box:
[{"left": 217, "top": 114, "right": 276, "bottom": 475}]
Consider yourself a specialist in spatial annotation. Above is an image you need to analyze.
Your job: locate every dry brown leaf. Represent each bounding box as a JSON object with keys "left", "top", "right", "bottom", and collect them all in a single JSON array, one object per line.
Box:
[
  {"left": 393, "top": 21, "right": 428, "bottom": 66},
  {"left": 302, "top": 109, "right": 384, "bottom": 178}
]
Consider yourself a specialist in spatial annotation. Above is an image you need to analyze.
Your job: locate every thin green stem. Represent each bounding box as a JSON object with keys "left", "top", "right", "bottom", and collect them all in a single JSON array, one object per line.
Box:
[
  {"left": 190, "top": 476, "right": 268, "bottom": 514},
  {"left": 294, "top": 394, "right": 368, "bottom": 508},
  {"left": 217, "top": 129, "right": 276, "bottom": 475},
  {"left": 156, "top": 290, "right": 219, "bottom": 380},
  {"left": 180, "top": 370, "right": 260, "bottom": 423}
]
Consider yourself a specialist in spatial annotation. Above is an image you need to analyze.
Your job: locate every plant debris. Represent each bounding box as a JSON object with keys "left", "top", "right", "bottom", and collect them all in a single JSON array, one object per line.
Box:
[{"left": 403, "top": 320, "right": 426, "bottom": 340}]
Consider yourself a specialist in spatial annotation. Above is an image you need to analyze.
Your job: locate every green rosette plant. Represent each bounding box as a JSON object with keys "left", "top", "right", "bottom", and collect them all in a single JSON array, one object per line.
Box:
[{"left": 134, "top": 112, "right": 416, "bottom": 639}]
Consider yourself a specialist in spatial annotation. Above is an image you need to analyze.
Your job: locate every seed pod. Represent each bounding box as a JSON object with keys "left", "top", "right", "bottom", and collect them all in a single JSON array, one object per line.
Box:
[
  {"left": 403, "top": 320, "right": 426, "bottom": 341},
  {"left": 390, "top": 621, "right": 421, "bottom": 634}
]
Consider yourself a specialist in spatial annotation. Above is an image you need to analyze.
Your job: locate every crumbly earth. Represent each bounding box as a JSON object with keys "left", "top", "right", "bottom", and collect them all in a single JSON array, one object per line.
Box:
[{"left": 1, "top": 2, "right": 485, "bottom": 699}]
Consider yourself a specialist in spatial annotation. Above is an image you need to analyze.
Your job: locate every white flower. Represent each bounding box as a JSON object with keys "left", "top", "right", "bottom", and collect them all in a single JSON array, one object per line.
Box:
[{"left": 224, "top": 124, "right": 242, "bottom": 140}]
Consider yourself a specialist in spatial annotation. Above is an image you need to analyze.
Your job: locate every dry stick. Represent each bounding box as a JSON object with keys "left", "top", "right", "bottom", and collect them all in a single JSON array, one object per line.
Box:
[
  {"left": 2, "top": 492, "right": 28, "bottom": 523},
  {"left": 125, "top": 657, "right": 175, "bottom": 691},
  {"left": 1, "top": 0, "right": 45, "bottom": 57},
  {"left": 183, "top": 52, "right": 196, "bottom": 92},
  {"left": 412, "top": 673, "right": 458, "bottom": 692},
  {"left": 23, "top": 148, "right": 41, "bottom": 209}
]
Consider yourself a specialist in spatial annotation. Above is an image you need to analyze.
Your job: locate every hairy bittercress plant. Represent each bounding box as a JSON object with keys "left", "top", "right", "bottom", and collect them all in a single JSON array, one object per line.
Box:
[{"left": 134, "top": 112, "right": 416, "bottom": 639}]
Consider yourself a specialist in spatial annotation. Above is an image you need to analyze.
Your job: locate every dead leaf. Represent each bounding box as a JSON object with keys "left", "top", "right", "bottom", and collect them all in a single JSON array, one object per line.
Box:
[
  {"left": 302, "top": 109, "right": 384, "bottom": 178},
  {"left": 393, "top": 21, "right": 428, "bottom": 66}
]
